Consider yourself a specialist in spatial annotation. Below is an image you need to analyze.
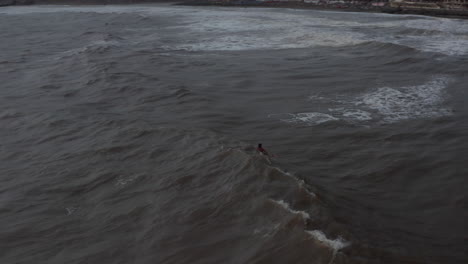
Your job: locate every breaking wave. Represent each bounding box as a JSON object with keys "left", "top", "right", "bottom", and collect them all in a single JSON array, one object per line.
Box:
[{"left": 274, "top": 76, "right": 452, "bottom": 125}]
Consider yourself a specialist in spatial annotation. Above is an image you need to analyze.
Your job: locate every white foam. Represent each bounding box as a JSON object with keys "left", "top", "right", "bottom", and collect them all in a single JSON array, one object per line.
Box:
[
  {"left": 306, "top": 230, "right": 350, "bottom": 251},
  {"left": 164, "top": 8, "right": 468, "bottom": 54},
  {"left": 306, "top": 230, "right": 350, "bottom": 264},
  {"left": 2, "top": 6, "right": 362, "bottom": 51},
  {"left": 172, "top": 13, "right": 366, "bottom": 51},
  {"left": 374, "top": 18, "right": 468, "bottom": 56},
  {"left": 282, "top": 112, "right": 339, "bottom": 125},
  {"left": 341, "top": 109, "right": 373, "bottom": 121},
  {"left": 308, "top": 94, "right": 328, "bottom": 100},
  {"left": 53, "top": 40, "right": 119, "bottom": 61},
  {"left": 174, "top": 30, "right": 364, "bottom": 51},
  {"left": 403, "top": 17, "right": 468, "bottom": 35},
  {"left": 4, "top": 5, "right": 468, "bottom": 55},
  {"left": 424, "top": 38, "right": 468, "bottom": 57},
  {"left": 359, "top": 77, "right": 451, "bottom": 122},
  {"left": 301, "top": 76, "right": 452, "bottom": 124},
  {"left": 273, "top": 167, "right": 293, "bottom": 177},
  {"left": 378, "top": 35, "right": 468, "bottom": 56},
  {"left": 271, "top": 199, "right": 310, "bottom": 220}
]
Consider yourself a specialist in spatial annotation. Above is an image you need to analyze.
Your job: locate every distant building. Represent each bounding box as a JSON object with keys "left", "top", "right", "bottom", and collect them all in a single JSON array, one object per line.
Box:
[
  {"left": 443, "top": 0, "right": 468, "bottom": 9},
  {"left": 390, "top": 0, "right": 468, "bottom": 9}
]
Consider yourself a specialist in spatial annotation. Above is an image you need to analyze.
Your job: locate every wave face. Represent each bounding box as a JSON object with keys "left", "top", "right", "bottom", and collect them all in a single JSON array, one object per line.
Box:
[{"left": 0, "top": 4, "right": 467, "bottom": 264}]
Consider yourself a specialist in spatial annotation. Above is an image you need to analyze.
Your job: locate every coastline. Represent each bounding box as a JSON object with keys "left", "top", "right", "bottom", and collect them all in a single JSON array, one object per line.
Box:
[
  {"left": 0, "top": 0, "right": 176, "bottom": 6},
  {"left": 177, "top": 1, "right": 468, "bottom": 19},
  {"left": 1, "top": 0, "right": 467, "bottom": 19}
]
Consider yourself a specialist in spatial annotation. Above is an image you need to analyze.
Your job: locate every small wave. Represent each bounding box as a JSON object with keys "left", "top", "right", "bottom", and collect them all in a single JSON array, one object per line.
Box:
[
  {"left": 80, "top": 31, "right": 124, "bottom": 42},
  {"left": 292, "top": 113, "right": 338, "bottom": 124},
  {"left": 0, "top": 110, "right": 23, "bottom": 120},
  {"left": 54, "top": 40, "right": 118, "bottom": 60},
  {"left": 271, "top": 112, "right": 339, "bottom": 126},
  {"left": 402, "top": 17, "right": 468, "bottom": 35},
  {"left": 270, "top": 199, "right": 310, "bottom": 221},
  {"left": 171, "top": 87, "right": 192, "bottom": 99},
  {"left": 297, "top": 179, "right": 317, "bottom": 199},
  {"left": 360, "top": 19, "right": 468, "bottom": 56},
  {"left": 398, "top": 28, "right": 445, "bottom": 36},
  {"left": 353, "top": 41, "right": 421, "bottom": 56},
  {"left": 115, "top": 174, "right": 142, "bottom": 187},
  {"left": 272, "top": 166, "right": 293, "bottom": 177},
  {"left": 377, "top": 36, "right": 468, "bottom": 56},
  {"left": 306, "top": 230, "right": 350, "bottom": 264},
  {"left": 306, "top": 230, "right": 350, "bottom": 251},
  {"left": 271, "top": 198, "right": 349, "bottom": 264},
  {"left": 253, "top": 223, "right": 281, "bottom": 238},
  {"left": 270, "top": 167, "right": 318, "bottom": 199}
]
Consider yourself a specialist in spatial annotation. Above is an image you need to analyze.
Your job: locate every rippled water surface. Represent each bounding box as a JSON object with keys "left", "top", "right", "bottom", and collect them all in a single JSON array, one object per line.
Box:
[{"left": 1, "top": 4, "right": 467, "bottom": 264}]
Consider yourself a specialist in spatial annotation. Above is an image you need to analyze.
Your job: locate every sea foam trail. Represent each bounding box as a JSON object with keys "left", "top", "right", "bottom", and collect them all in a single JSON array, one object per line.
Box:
[
  {"left": 306, "top": 230, "right": 350, "bottom": 251},
  {"left": 271, "top": 199, "right": 350, "bottom": 264},
  {"left": 271, "top": 199, "right": 310, "bottom": 221},
  {"left": 269, "top": 113, "right": 338, "bottom": 126},
  {"left": 306, "top": 230, "right": 350, "bottom": 264},
  {"left": 271, "top": 166, "right": 318, "bottom": 199}
]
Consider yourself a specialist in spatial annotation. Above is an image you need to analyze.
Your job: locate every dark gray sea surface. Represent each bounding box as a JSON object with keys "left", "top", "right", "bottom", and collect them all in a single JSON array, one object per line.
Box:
[{"left": 1, "top": 4, "right": 467, "bottom": 264}]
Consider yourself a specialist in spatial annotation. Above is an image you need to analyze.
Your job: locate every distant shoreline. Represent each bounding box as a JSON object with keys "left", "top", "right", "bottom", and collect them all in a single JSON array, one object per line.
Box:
[
  {"left": 178, "top": 1, "right": 468, "bottom": 19},
  {"left": 0, "top": 0, "right": 177, "bottom": 6},
  {"left": 1, "top": 0, "right": 468, "bottom": 19}
]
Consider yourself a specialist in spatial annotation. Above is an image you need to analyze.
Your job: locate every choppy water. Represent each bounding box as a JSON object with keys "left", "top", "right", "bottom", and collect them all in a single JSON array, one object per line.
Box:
[{"left": 1, "top": 4, "right": 467, "bottom": 264}]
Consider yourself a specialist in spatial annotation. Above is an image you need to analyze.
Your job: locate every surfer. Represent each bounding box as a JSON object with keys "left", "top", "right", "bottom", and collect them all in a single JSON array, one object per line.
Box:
[
  {"left": 257, "top": 143, "right": 269, "bottom": 156},
  {"left": 257, "top": 143, "right": 273, "bottom": 164}
]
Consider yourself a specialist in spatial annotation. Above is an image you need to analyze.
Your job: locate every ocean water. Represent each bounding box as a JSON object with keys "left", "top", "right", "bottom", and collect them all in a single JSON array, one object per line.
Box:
[{"left": 0, "top": 4, "right": 467, "bottom": 264}]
